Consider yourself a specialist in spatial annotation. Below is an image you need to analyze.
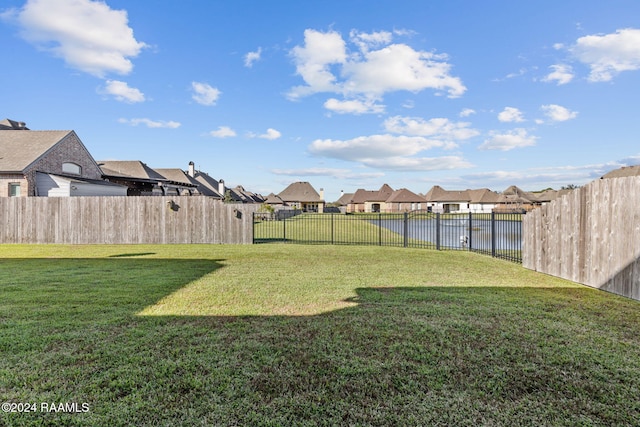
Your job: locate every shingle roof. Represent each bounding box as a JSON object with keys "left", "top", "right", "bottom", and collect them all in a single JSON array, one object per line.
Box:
[
  {"left": 386, "top": 188, "right": 424, "bottom": 203},
  {"left": 335, "top": 192, "right": 354, "bottom": 205},
  {"left": 154, "top": 168, "right": 198, "bottom": 186},
  {"left": 0, "top": 119, "right": 29, "bottom": 130},
  {"left": 0, "top": 130, "right": 72, "bottom": 172},
  {"left": 278, "top": 182, "right": 322, "bottom": 202},
  {"left": 192, "top": 171, "right": 222, "bottom": 197},
  {"left": 601, "top": 165, "right": 640, "bottom": 179},
  {"left": 425, "top": 185, "right": 470, "bottom": 202},
  {"left": 535, "top": 189, "right": 574, "bottom": 202},
  {"left": 98, "top": 160, "right": 166, "bottom": 181},
  {"left": 264, "top": 193, "right": 286, "bottom": 204},
  {"left": 225, "top": 187, "right": 247, "bottom": 202},
  {"left": 350, "top": 184, "right": 394, "bottom": 203},
  {"left": 500, "top": 185, "right": 537, "bottom": 203},
  {"left": 467, "top": 188, "right": 500, "bottom": 204},
  {"left": 376, "top": 184, "right": 394, "bottom": 201},
  {"left": 233, "top": 185, "right": 264, "bottom": 203},
  {"left": 350, "top": 189, "right": 379, "bottom": 203}
]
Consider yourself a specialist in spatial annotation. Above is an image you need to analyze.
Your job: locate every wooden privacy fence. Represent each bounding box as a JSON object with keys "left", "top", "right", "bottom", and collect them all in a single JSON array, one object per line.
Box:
[
  {"left": 0, "top": 196, "right": 258, "bottom": 244},
  {"left": 523, "top": 176, "right": 640, "bottom": 301}
]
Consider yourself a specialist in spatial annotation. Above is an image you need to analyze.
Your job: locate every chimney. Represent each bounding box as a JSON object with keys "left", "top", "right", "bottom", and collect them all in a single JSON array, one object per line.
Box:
[
  {"left": 218, "top": 179, "right": 225, "bottom": 196},
  {"left": 340, "top": 190, "right": 344, "bottom": 197},
  {"left": 188, "top": 161, "right": 195, "bottom": 177},
  {"left": 319, "top": 188, "right": 325, "bottom": 201}
]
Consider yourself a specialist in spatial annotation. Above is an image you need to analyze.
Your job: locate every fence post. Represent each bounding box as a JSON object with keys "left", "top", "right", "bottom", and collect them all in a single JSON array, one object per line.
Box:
[
  {"left": 403, "top": 212, "right": 408, "bottom": 248},
  {"left": 283, "top": 214, "right": 287, "bottom": 243},
  {"left": 331, "top": 213, "right": 334, "bottom": 245},
  {"left": 468, "top": 212, "right": 472, "bottom": 251},
  {"left": 491, "top": 211, "right": 496, "bottom": 258},
  {"left": 252, "top": 212, "right": 256, "bottom": 244},
  {"left": 378, "top": 213, "right": 382, "bottom": 246},
  {"left": 436, "top": 213, "right": 441, "bottom": 251}
]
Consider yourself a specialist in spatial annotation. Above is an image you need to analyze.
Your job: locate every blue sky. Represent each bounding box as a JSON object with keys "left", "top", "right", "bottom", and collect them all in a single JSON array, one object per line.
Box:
[{"left": 2, "top": 0, "right": 640, "bottom": 201}]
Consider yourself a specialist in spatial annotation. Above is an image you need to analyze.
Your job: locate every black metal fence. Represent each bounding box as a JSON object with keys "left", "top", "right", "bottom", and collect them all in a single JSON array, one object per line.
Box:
[{"left": 253, "top": 211, "right": 523, "bottom": 263}]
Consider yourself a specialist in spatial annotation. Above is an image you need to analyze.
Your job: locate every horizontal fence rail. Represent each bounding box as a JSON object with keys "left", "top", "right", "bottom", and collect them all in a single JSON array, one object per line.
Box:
[{"left": 253, "top": 211, "right": 523, "bottom": 263}]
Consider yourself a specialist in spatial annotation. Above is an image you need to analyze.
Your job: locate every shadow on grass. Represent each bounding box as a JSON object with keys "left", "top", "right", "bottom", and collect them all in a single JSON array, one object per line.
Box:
[
  {"left": 108, "top": 252, "right": 157, "bottom": 258},
  {"left": 0, "top": 258, "right": 224, "bottom": 320},
  {"left": 2, "top": 265, "right": 640, "bottom": 426}
]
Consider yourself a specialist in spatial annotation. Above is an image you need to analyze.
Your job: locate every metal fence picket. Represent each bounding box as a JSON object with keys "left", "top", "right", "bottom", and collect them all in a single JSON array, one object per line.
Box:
[{"left": 253, "top": 211, "right": 523, "bottom": 263}]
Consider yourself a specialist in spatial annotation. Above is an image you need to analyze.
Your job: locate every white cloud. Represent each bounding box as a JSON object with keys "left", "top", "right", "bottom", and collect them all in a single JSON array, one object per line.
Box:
[
  {"left": 349, "top": 30, "right": 393, "bottom": 52},
  {"left": 309, "top": 134, "right": 447, "bottom": 161},
  {"left": 288, "top": 28, "right": 466, "bottom": 105},
  {"left": 288, "top": 29, "right": 347, "bottom": 98},
  {"left": 191, "top": 82, "right": 221, "bottom": 106},
  {"left": 498, "top": 107, "right": 525, "bottom": 123},
  {"left": 101, "top": 80, "right": 145, "bottom": 103},
  {"left": 244, "top": 47, "right": 262, "bottom": 67},
  {"left": 324, "top": 98, "right": 385, "bottom": 115},
  {"left": 402, "top": 99, "right": 415, "bottom": 109},
  {"left": 362, "top": 156, "right": 472, "bottom": 171},
  {"left": 384, "top": 116, "right": 479, "bottom": 142},
  {"left": 5, "top": 0, "right": 146, "bottom": 77},
  {"left": 271, "top": 168, "right": 385, "bottom": 180},
  {"left": 461, "top": 157, "right": 640, "bottom": 190},
  {"left": 461, "top": 169, "right": 590, "bottom": 190},
  {"left": 505, "top": 68, "right": 527, "bottom": 79},
  {"left": 479, "top": 128, "right": 538, "bottom": 151},
  {"left": 209, "top": 126, "right": 236, "bottom": 138},
  {"left": 342, "top": 43, "right": 466, "bottom": 98},
  {"left": 540, "top": 104, "right": 578, "bottom": 122},
  {"left": 459, "top": 108, "right": 476, "bottom": 117},
  {"left": 618, "top": 154, "right": 640, "bottom": 166},
  {"left": 542, "top": 64, "right": 574, "bottom": 85},
  {"left": 259, "top": 128, "right": 282, "bottom": 140},
  {"left": 307, "top": 117, "right": 477, "bottom": 171},
  {"left": 118, "top": 118, "right": 180, "bottom": 128},
  {"left": 570, "top": 28, "right": 640, "bottom": 82}
]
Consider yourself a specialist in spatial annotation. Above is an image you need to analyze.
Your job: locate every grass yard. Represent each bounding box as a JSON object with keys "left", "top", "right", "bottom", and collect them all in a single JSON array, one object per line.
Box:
[
  {"left": 254, "top": 213, "right": 422, "bottom": 246},
  {"left": 1, "top": 244, "right": 640, "bottom": 426}
]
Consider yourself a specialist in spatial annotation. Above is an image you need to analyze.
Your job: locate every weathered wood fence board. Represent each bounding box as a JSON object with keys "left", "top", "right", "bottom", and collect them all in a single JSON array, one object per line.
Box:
[
  {"left": 523, "top": 176, "right": 640, "bottom": 300},
  {"left": 0, "top": 196, "right": 258, "bottom": 244}
]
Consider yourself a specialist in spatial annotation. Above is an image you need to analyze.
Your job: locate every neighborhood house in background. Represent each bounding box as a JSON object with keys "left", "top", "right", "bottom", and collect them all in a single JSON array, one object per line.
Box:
[
  {"left": 4, "top": 118, "right": 634, "bottom": 212},
  {"left": 0, "top": 119, "right": 263, "bottom": 202}
]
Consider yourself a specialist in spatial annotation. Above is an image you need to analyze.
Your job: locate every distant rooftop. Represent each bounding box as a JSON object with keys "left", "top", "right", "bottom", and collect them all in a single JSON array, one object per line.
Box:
[
  {"left": 601, "top": 165, "right": 640, "bottom": 179},
  {"left": 0, "top": 118, "right": 29, "bottom": 130}
]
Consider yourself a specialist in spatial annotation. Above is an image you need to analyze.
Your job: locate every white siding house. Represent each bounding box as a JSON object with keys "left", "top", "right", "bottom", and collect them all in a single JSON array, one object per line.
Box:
[{"left": 36, "top": 172, "right": 127, "bottom": 197}]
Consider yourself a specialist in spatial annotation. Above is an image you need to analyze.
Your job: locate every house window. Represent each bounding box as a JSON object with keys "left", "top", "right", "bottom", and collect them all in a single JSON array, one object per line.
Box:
[
  {"left": 62, "top": 162, "right": 81, "bottom": 175},
  {"left": 9, "top": 183, "right": 21, "bottom": 197}
]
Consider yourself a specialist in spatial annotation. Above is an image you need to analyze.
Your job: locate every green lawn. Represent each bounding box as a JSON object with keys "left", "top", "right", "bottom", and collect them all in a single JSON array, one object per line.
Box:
[
  {"left": 254, "top": 213, "right": 416, "bottom": 246},
  {"left": 1, "top": 244, "right": 639, "bottom": 426},
  {"left": 254, "top": 213, "right": 437, "bottom": 248}
]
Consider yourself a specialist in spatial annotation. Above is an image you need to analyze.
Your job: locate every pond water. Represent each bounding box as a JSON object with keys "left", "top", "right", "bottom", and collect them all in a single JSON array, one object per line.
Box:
[{"left": 373, "top": 217, "right": 522, "bottom": 251}]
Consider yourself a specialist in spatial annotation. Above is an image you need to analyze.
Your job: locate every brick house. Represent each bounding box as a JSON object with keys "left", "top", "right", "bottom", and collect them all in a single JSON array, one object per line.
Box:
[
  {"left": 385, "top": 188, "right": 426, "bottom": 212},
  {"left": 347, "top": 184, "right": 395, "bottom": 213},
  {"left": 0, "top": 120, "right": 125, "bottom": 197}
]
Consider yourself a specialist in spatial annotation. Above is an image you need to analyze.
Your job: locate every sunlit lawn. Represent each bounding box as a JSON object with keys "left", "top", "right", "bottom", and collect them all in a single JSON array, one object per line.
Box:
[{"left": 1, "top": 244, "right": 639, "bottom": 426}]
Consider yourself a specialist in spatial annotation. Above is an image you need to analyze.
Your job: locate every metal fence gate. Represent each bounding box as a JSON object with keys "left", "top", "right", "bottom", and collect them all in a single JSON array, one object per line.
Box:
[{"left": 253, "top": 211, "right": 523, "bottom": 263}]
